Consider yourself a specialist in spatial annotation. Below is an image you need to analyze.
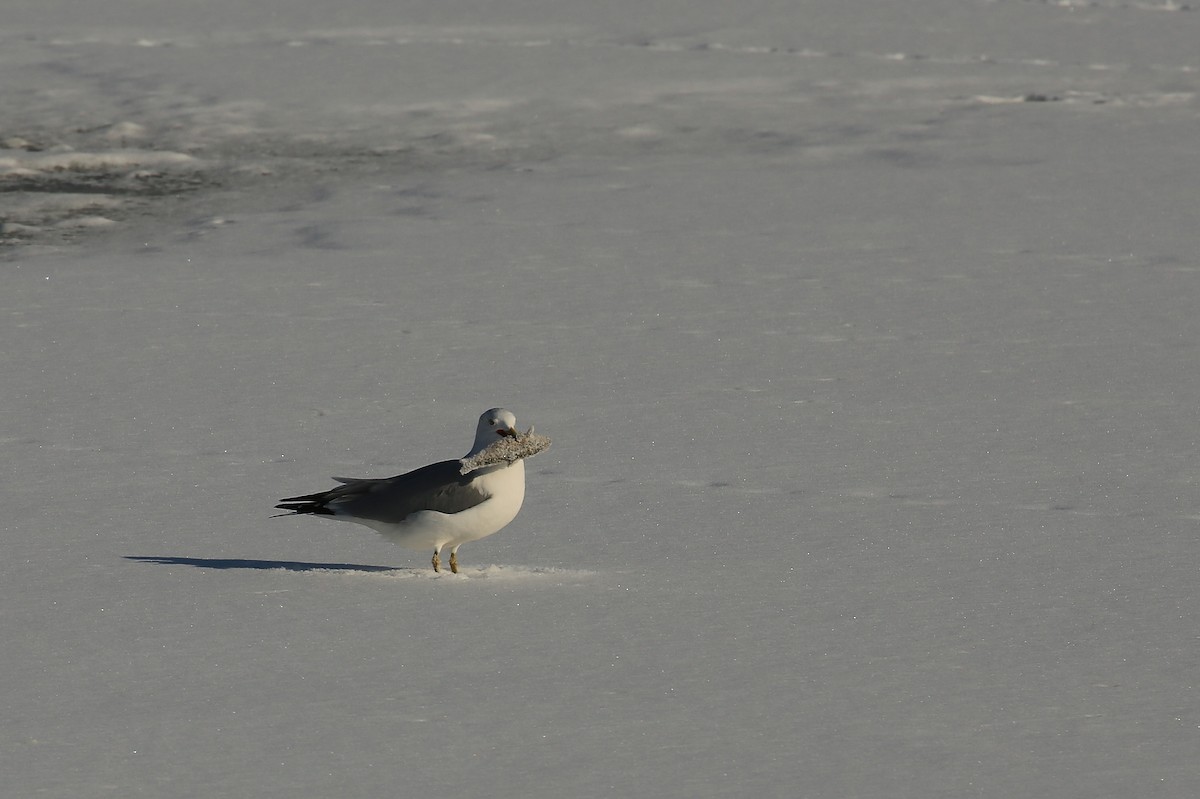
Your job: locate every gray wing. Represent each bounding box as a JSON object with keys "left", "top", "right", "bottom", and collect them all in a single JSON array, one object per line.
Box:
[{"left": 276, "top": 459, "right": 489, "bottom": 524}]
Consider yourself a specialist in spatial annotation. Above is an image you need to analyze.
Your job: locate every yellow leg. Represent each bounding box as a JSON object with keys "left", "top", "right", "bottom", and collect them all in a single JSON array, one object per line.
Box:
[
  {"left": 449, "top": 551, "right": 459, "bottom": 574},
  {"left": 431, "top": 550, "right": 441, "bottom": 572}
]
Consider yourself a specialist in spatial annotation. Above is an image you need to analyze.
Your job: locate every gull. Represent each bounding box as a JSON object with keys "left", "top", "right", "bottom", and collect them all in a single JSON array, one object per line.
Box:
[{"left": 275, "top": 408, "right": 527, "bottom": 573}]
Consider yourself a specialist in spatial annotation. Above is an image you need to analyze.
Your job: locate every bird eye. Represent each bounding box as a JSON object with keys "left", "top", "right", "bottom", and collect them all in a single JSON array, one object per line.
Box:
[{"left": 489, "top": 419, "right": 496, "bottom": 426}]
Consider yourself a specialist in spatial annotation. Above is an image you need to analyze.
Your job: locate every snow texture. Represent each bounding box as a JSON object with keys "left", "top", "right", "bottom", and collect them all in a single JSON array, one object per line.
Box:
[
  {"left": 460, "top": 428, "right": 552, "bottom": 473},
  {"left": 3, "top": 1, "right": 1200, "bottom": 798}
]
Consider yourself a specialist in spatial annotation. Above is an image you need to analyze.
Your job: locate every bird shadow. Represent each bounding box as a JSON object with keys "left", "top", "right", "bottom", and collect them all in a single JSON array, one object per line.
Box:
[{"left": 124, "top": 555, "right": 403, "bottom": 573}]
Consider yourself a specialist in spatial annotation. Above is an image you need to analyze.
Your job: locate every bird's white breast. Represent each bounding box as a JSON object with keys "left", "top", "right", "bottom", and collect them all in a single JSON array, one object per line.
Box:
[{"left": 455, "top": 458, "right": 526, "bottom": 541}]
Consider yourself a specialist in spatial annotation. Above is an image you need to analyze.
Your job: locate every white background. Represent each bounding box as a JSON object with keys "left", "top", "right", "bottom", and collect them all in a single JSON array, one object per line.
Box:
[{"left": 3, "top": 2, "right": 1199, "bottom": 796}]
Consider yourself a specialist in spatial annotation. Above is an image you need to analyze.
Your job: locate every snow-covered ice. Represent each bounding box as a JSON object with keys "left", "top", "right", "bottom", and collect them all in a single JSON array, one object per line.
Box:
[{"left": 3, "top": 1, "right": 1199, "bottom": 797}]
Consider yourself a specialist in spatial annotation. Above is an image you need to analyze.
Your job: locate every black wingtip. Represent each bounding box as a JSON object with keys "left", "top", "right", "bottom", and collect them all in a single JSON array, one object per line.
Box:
[{"left": 274, "top": 502, "right": 334, "bottom": 516}]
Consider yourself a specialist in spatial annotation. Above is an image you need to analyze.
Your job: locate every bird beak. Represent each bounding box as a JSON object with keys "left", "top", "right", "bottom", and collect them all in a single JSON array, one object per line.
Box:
[{"left": 498, "top": 427, "right": 518, "bottom": 438}]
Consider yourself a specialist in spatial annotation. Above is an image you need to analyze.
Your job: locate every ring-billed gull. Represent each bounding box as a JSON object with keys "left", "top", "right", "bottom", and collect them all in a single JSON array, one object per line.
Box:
[{"left": 276, "top": 408, "right": 540, "bottom": 573}]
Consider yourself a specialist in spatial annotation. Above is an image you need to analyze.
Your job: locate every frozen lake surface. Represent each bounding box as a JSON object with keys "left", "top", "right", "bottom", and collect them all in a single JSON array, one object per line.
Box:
[{"left": 3, "top": 2, "right": 1199, "bottom": 796}]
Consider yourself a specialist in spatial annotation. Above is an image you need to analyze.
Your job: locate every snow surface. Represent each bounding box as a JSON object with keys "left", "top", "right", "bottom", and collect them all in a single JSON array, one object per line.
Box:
[{"left": 3, "top": 1, "right": 1200, "bottom": 797}]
